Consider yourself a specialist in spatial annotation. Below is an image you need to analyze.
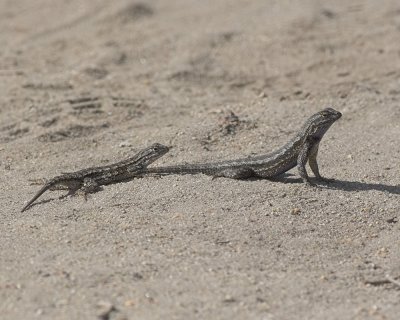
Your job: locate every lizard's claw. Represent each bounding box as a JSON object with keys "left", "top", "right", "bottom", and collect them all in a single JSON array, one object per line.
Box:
[{"left": 303, "top": 179, "right": 320, "bottom": 188}]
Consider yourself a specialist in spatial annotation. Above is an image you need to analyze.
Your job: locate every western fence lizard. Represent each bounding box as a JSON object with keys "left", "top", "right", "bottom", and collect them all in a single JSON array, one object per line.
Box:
[
  {"left": 143, "top": 108, "right": 342, "bottom": 184},
  {"left": 21, "top": 143, "right": 169, "bottom": 212}
]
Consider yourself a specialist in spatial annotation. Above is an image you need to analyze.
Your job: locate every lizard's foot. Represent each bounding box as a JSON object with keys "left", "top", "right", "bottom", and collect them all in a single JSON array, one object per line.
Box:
[
  {"left": 302, "top": 178, "right": 319, "bottom": 188},
  {"left": 75, "top": 189, "right": 92, "bottom": 201}
]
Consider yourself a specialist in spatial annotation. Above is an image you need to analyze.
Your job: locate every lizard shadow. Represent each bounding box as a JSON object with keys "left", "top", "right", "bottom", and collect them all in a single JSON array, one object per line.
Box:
[
  {"left": 24, "top": 175, "right": 155, "bottom": 210},
  {"left": 25, "top": 188, "right": 113, "bottom": 210},
  {"left": 24, "top": 178, "right": 138, "bottom": 210},
  {"left": 26, "top": 174, "right": 398, "bottom": 210},
  {"left": 266, "top": 174, "right": 400, "bottom": 195}
]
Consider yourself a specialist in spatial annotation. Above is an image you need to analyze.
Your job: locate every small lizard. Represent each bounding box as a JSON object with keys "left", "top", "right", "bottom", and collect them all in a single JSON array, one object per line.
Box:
[
  {"left": 21, "top": 143, "right": 169, "bottom": 212},
  {"left": 143, "top": 108, "right": 342, "bottom": 184}
]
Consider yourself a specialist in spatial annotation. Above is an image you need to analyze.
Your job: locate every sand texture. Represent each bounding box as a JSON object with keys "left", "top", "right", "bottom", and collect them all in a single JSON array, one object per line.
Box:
[{"left": 1, "top": 0, "right": 399, "bottom": 319}]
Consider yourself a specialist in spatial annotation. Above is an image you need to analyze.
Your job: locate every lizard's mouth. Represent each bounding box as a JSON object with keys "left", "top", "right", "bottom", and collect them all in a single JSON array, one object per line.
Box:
[
  {"left": 325, "top": 111, "right": 342, "bottom": 124},
  {"left": 334, "top": 110, "right": 342, "bottom": 119}
]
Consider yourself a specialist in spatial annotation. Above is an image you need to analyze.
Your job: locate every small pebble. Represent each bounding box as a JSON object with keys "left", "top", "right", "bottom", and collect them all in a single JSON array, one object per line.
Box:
[
  {"left": 291, "top": 208, "right": 301, "bottom": 215},
  {"left": 119, "top": 141, "right": 132, "bottom": 147}
]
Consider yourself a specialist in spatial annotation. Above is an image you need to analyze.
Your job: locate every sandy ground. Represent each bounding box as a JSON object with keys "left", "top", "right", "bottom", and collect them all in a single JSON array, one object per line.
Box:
[{"left": 1, "top": 0, "right": 399, "bottom": 319}]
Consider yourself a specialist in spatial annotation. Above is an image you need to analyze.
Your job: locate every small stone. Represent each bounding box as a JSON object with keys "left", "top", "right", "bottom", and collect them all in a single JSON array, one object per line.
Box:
[
  {"left": 124, "top": 299, "right": 135, "bottom": 307},
  {"left": 386, "top": 217, "right": 398, "bottom": 224},
  {"left": 223, "top": 295, "right": 236, "bottom": 303},
  {"left": 291, "top": 208, "right": 301, "bottom": 215},
  {"left": 119, "top": 141, "right": 132, "bottom": 148},
  {"left": 97, "top": 301, "right": 116, "bottom": 320},
  {"left": 35, "top": 309, "right": 43, "bottom": 316},
  {"left": 376, "top": 247, "right": 389, "bottom": 257},
  {"left": 258, "top": 91, "right": 267, "bottom": 98},
  {"left": 319, "top": 275, "right": 328, "bottom": 281}
]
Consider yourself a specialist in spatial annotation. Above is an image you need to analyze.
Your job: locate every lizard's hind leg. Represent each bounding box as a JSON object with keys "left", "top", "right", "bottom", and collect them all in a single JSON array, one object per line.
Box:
[
  {"left": 61, "top": 180, "right": 85, "bottom": 199},
  {"left": 77, "top": 178, "right": 103, "bottom": 200},
  {"left": 213, "top": 167, "right": 256, "bottom": 180}
]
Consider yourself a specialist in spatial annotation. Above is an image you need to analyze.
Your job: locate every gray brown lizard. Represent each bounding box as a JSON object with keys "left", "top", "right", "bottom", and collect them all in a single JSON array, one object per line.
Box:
[
  {"left": 21, "top": 143, "right": 169, "bottom": 212},
  {"left": 143, "top": 108, "right": 342, "bottom": 184}
]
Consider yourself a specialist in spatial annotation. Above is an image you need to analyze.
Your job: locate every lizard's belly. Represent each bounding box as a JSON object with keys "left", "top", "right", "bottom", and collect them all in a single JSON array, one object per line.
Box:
[{"left": 253, "top": 160, "right": 297, "bottom": 177}]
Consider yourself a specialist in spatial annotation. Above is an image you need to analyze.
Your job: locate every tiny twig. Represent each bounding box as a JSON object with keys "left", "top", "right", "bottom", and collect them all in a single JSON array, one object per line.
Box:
[
  {"left": 385, "top": 275, "right": 400, "bottom": 288},
  {"left": 364, "top": 279, "right": 391, "bottom": 286},
  {"left": 365, "top": 275, "right": 400, "bottom": 288}
]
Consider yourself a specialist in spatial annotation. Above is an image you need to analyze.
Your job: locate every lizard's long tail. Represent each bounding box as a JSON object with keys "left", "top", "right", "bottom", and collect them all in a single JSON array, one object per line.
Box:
[{"left": 21, "top": 183, "right": 52, "bottom": 212}]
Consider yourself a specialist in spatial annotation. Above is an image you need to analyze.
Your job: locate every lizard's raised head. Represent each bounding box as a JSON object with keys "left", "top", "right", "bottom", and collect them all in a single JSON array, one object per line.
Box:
[
  {"left": 143, "top": 143, "right": 170, "bottom": 160},
  {"left": 303, "top": 107, "right": 342, "bottom": 139},
  {"left": 318, "top": 107, "right": 342, "bottom": 120},
  {"left": 132, "top": 143, "right": 170, "bottom": 169}
]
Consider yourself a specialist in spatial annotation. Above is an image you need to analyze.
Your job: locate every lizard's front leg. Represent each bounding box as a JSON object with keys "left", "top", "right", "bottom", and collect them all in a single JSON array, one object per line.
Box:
[
  {"left": 78, "top": 178, "right": 102, "bottom": 200},
  {"left": 308, "top": 143, "right": 334, "bottom": 183},
  {"left": 297, "top": 137, "right": 319, "bottom": 185}
]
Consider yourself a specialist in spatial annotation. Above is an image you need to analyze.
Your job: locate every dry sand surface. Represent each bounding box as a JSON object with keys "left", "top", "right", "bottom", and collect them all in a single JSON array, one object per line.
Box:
[{"left": 1, "top": 0, "right": 400, "bottom": 319}]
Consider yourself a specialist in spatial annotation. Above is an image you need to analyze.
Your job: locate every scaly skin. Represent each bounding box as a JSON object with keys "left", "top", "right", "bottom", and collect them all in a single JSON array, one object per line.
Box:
[
  {"left": 21, "top": 143, "right": 169, "bottom": 212},
  {"left": 144, "top": 108, "right": 342, "bottom": 184}
]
